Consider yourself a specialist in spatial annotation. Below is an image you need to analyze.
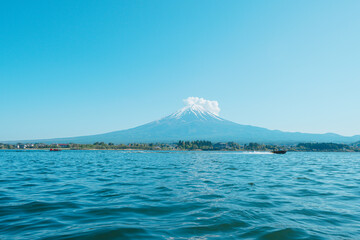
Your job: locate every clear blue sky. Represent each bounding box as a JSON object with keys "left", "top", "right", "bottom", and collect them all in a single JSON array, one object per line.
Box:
[{"left": 1, "top": 0, "right": 360, "bottom": 141}]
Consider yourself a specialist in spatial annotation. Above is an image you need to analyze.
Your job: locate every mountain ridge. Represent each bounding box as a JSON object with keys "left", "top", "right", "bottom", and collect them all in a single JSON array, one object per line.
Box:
[{"left": 4, "top": 104, "right": 360, "bottom": 144}]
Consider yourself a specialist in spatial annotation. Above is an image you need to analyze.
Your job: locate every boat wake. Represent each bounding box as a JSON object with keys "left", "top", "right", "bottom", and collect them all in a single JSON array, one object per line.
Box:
[{"left": 241, "top": 151, "right": 273, "bottom": 154}]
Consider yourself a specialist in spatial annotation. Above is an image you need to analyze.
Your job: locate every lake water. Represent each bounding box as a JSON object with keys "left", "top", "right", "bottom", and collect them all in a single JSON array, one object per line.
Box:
[{"left": 0, "top": 150, "right": 359, "bottom": 239}]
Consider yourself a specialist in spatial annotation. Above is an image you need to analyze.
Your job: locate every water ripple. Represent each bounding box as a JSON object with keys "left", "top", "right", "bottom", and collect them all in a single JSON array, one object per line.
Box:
[{"left": 0, "top": 151, "right": 360, "bottom": 239}]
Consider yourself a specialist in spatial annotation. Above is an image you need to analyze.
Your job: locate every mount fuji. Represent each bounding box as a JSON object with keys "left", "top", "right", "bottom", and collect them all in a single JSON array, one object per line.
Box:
[{"left": 14, "top": 100, "right": 360, "bottom": 144}]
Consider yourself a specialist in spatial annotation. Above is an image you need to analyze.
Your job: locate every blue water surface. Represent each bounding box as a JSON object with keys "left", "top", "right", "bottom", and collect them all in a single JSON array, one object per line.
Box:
[{"left": 0, "top": 150, "right": 359, "bottom": 239}]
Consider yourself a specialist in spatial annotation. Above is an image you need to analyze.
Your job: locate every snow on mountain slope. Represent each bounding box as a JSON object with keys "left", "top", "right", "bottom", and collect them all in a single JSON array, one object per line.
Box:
[{"left": 167, "top": 104, "right": 224, "bottom": 121}]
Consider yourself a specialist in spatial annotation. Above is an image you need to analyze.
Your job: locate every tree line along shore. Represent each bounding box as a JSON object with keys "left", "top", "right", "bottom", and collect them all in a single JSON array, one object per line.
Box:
[{"left": 1, "top": 141, "right": 360, "bottom": 152}]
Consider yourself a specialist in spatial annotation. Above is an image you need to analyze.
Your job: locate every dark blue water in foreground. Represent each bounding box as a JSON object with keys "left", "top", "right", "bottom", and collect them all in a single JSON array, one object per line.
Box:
[{"left": 0, "top": 150, "right": 359, "bottom": 240}]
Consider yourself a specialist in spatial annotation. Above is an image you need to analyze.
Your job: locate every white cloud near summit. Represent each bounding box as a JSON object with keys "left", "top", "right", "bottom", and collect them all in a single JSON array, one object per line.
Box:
[{"left": 183, "top": 97, "right": 221, "bottom": 116}]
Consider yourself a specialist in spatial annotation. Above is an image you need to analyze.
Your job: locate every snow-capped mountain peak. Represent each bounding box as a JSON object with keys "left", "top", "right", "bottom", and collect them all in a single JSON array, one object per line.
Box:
[{"left": 167, "top": 104, "right": 224, "bottom": 121}]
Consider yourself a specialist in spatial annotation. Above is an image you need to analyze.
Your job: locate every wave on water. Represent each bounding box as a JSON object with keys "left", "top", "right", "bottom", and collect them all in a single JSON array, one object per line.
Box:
[{"left": 0, "top": 151, "right": 359, "bottom": 239}]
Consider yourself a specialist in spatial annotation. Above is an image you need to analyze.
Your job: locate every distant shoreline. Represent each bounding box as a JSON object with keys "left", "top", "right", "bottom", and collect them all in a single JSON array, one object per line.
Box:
[
  {"left": 1, "top": 141, "right": 360, "bottom": 152},
  {"left": 1, "top": 148, "right": 360, "bottom": 153}
]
